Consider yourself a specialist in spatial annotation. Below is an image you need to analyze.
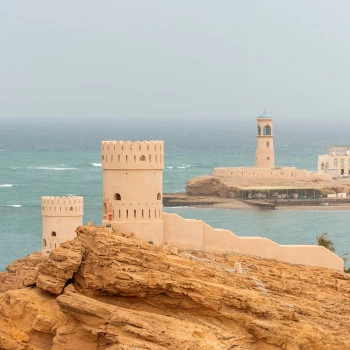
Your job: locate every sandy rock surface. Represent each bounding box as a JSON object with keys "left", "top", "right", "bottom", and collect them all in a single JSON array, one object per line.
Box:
[{"left": 0, "top": 226, "right": 350, "bottom": 349}]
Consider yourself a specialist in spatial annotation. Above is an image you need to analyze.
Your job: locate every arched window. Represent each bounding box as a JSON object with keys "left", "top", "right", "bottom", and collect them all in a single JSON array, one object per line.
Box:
[
  {"left": 341, "top": 159, "right": 344, "bottom": 165},
  {"left": 334, "top": 159, "right": 338, "bottom": 166},
  {"left": 157, "top": 193, "right": 161, "bottom": 200},
  {"left": 263, "top": 125, "right": 271, "bottom": 135},
  {"left": 258, "top": 125, "right": 261, "bottom": 135},
  {"left": 140, "top": 155, "right": 146, "bottom": 161},
  {"left": 114, "top": 193, "right": 121, "bottom": 200},
  {"left": 51, "top": 231, "right": 56, "bottom": 237}
]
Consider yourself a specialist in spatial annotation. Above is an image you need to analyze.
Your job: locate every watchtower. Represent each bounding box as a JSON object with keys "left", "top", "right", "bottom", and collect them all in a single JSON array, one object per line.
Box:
[
  {"left": 101, "top": 140, "right": 164, "bottom": 244},
  {"left": 41, "top": 196, "right": 83, "bottom": 255},
  {"left": 255, "top": 111, "right": 275, "bottom": 168}
]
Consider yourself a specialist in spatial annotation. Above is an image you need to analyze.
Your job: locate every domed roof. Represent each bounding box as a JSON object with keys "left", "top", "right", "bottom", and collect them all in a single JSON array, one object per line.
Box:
[{"left": 258, "top": 110, "right": 272, "bottom": 119}]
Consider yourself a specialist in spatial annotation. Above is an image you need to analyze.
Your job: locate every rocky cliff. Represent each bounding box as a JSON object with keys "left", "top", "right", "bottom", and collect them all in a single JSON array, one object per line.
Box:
[{"left": 1, "top": 226, "right": 350, "bottom": 349}]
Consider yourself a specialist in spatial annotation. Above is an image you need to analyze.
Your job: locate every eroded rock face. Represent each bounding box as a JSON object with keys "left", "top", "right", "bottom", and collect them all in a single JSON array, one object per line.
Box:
[
  {"left": 1, "top": 226, "right": 350, "bottom": 349},
  {"left": 186, "top": 176, "right": 237, "bottom": 197},
  {"left": 0, "top": 252, "right": 46, "bottom": 292},
  {"left": 37, "top": 240, "right": 83, "bottom": 295}
]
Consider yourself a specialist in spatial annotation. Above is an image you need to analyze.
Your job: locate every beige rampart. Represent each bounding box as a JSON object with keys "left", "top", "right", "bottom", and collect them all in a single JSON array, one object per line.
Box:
[
  {"left": 42, "top": 196, "right": 84, "bottom": 216},
  {"left": 213, "top": 166, "right": 331, "bottom": 181},
  {"left": 102, "top": 140, "right": 164, "bottom": 170},
  {"left": 162, "top": 212, "right": 344, "bottom": 271},
  {"left": 41, "top": 196, "right": 83, "bottom": 255}
]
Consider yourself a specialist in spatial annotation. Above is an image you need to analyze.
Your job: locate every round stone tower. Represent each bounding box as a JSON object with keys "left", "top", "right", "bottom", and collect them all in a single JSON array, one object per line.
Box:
[
  {"left": 101, "top": 140, "right": 164, "bottom": 244},
  {"left": 41, "top": 196, "right": 83, "bottom": 255},
  {"left": 255, "top": 111, "right": 275, "bottom": 168}
]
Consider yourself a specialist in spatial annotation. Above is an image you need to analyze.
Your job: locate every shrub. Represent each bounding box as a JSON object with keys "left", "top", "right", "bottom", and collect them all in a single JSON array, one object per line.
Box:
[{"left": 316, "top": 232, "right": 335, "bottom": 252}]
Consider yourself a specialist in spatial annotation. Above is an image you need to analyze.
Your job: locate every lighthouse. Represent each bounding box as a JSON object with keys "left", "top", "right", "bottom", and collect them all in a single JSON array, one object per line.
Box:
[{"left": 255, "top": 110, "right": 275, "bottom": 168}]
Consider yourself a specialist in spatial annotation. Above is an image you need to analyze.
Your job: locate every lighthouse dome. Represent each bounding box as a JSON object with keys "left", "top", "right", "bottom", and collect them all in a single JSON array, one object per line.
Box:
[{"left": 258, "top": 111, "right": 272, "bottom": 118}]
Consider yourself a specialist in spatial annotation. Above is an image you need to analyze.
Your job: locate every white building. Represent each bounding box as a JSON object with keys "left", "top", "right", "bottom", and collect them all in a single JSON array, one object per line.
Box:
[{"left": 318, "top": 146, "right": 350, "bottom": 177}]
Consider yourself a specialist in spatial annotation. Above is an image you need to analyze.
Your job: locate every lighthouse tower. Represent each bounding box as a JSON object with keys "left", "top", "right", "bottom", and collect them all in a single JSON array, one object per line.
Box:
[
  {"left": 255, "top": 111, "right": 275, "bottom": 168},
  {"left": 101, "top": 140, "right": 164, "bottom": 244},
  {"left": 41, "top": 196, "right": 83, "bottom": 255}
]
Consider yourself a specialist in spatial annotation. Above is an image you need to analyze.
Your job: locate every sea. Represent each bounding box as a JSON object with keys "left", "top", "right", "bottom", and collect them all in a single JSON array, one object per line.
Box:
[{"left": 0, "top": 118, "right": 349, "bottom": 271}]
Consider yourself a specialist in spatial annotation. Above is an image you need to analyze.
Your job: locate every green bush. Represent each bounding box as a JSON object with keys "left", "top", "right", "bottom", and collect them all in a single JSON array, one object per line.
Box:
[{"left": 316, "top": 232, "right": 335, "bottom": 252}]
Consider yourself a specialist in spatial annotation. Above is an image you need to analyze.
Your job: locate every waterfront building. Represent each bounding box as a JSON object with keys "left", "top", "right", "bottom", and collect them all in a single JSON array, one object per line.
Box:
[{"left": 318, "top": 146, "right": 350, "bottom": 177}]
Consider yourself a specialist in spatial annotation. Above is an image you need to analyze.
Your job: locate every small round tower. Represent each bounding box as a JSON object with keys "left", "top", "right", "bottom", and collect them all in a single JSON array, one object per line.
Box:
[
  {"left": 41, "top": 196, "right": 83, "bottom": 255},
  {"left": 101, "top": 140, "right": 164, "bottom": 244},
  {"left": 255, "top": 111, "right": 275, "bottom": 168}
]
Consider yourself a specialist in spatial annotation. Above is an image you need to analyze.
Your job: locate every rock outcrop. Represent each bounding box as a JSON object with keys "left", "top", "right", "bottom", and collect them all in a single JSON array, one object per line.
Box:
[{"left": 1, "top": 225, "right": 350, "bottom": 349}]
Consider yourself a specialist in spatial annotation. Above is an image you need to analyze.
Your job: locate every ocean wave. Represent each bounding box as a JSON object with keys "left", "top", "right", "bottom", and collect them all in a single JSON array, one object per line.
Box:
[
  {"left": 0, "top": 184, "right": 13, "bottom": 187},
  {"left": 33, "top": 167, "right": 79, "bottom": 171},
  {"left": 166, "top": 166, "right": 173, "bottom": 169},
  {"left": 4, "top": 204, "right": 22, "bottom": 208},
  {"left": 91, "top": 163, "right": 102, "bottom": 167}
]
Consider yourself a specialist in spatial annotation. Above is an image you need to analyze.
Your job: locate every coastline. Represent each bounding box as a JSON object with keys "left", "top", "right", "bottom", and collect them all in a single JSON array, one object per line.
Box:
[{"left": 163, "top": 192, "right": 350, "bottom": 211}]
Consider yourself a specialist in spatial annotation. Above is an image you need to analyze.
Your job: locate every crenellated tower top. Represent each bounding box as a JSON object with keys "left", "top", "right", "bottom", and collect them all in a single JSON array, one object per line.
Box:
[
  {"left": 41, "top": 196, "right": 84, "bottom": 217},
  {"left": 101, "top": 140, "right": 164, "bottom": 170}
]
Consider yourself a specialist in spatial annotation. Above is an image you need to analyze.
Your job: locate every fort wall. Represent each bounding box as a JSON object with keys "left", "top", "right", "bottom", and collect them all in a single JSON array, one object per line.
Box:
[
  {"left": 101, "top": 140, "right": 164, "bottom": 170},
  {"left": 162, "top": 212, "right": 344, "bottom": 271},
  {"left": 213, "top": 166, "right": 331, "bottom": 181}
]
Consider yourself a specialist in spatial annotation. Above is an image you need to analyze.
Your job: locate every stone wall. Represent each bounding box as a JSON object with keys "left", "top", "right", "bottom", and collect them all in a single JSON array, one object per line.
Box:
[
  {"left": 214, "top": 166, "right": 331, "bottom": 181},
  {"left": 162, "top": 213, "right": 344, "bottom": 271}
]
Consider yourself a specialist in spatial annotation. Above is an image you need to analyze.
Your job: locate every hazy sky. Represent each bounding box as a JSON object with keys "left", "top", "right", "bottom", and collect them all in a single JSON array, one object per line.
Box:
[{"left": 1, "top": 1, "right": 350, "bottom": 124}]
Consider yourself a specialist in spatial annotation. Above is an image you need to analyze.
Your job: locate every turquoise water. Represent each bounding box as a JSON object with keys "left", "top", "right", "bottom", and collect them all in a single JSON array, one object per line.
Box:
[{"left": 0, "top": 119, "right": 349, "bottom": 270}]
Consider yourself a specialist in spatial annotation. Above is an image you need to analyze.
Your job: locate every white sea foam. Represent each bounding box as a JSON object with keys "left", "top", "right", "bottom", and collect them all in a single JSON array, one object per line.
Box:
[
  {"left": 5, "top": 204, "right": 22, "bottom": 208},
  {"left": 91, "top": 163, "right": 102, "bottom": 167},
  {"left": 166, "top": 166, "right": 173, "bottom": 169},
  {"left": 35, "top": 167, "right": 78, "bottom": 171},
  {"left": 0, "top": 184, "right": 13, "bottom": 187}
]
